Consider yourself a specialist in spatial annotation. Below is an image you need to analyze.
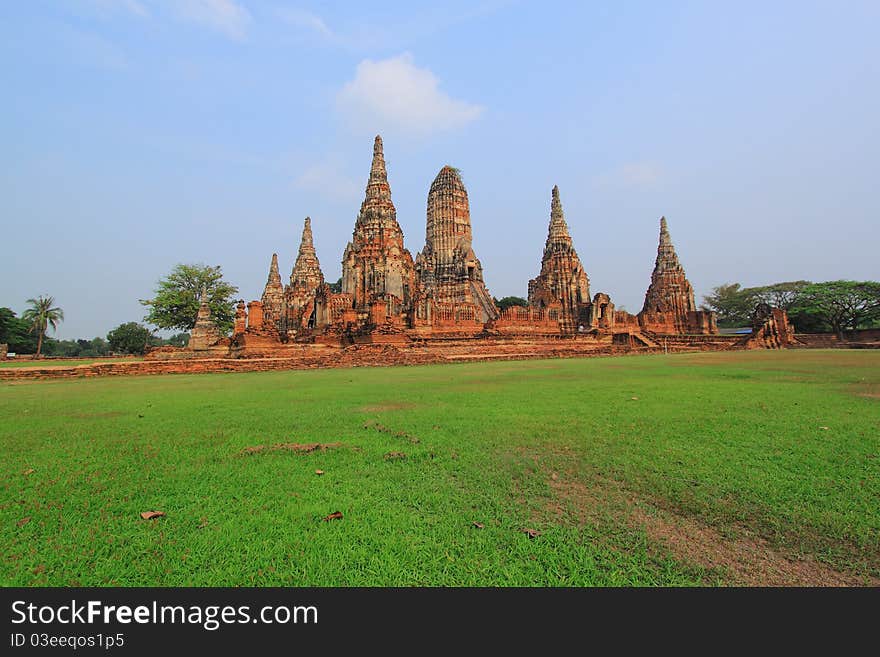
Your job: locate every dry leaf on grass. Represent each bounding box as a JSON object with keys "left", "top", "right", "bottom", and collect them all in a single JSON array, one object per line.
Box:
[
  {"left": 520, "top": 528, "right": 541, "bottom": 539},
  {"left": 23, "top": 468, "right": 35, "bottom": 476},
  {"left": 631, "top": 396, "right": 639, "bottom": 401},
  {"left": 472, "top": 522, "right": 484, "bottom": 529},
  {"left": 315, "top": 469, "right": 325, "bottom": 475},
  {"left": 140, "top": 511, "right": 165, "bottom": 520},
  {"left": 17, "top": 517, "right": 31, "bottom": 527},
  {"left": 819, "top": 426, "right": 830, "bottom": 431},
  {"left": 384, "top": 452, "right": 406, "bottom": 461},
  {"left": 323, "top": 511, "right": 343, "bottom": 522},
  {"left": 197, "top": 517, "right": 208, "bottom": 529}
]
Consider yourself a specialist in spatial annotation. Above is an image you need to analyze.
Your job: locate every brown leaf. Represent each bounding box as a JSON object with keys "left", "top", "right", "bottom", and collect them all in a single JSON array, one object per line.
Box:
[
  {"left": 197, "top": 517, "right": 208, "bottom": 529},
  {"left": 23, "top": 468, "right": 35, "bottom": 476},
  {"left": 550, "top": 473, "right": 558, "bottom": 481},
  {"left": 630, "top": 396, "right": 639, "bottom": 401},
  {"left": 819, "top": 426, "right": 830, "bottom": 431},
  {"left": 17, "top": 516, "right": 31, "bottom": 527},
  {"left": 521, "top": 528, "right": 541, "bottom": 539},
  {"left": 140, "top": 511, "right": 165, "bottom": 520},
  {"left": 315, "top": 469, "right": 325, "bottom": 475},
  {"left": 33, "top": 564, "right": 46, "bottom": 575},
  {"left": 472, "top": 521, "right": 484, "bottom": 529},
  {"left": 384, "top": 451, "right": 406, "bottom": 460},
  {"left": 323, "top": 511, "right": 343, "bottom": 522}
]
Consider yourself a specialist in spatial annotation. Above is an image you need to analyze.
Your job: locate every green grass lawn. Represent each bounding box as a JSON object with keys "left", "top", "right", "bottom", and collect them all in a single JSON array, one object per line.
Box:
[
  {"left": 0, "top": 358, "right": 142, "bottom": 368},
  {"left": 1, "top": 350, "right": 877, "bottom": 586}
]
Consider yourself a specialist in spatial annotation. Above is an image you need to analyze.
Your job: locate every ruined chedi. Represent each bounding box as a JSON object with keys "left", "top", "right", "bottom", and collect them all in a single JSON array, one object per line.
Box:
[
  {"left": 341, "top": 135, "right": 417, "bottom": 319},
  {"left": 189, "top": 286, "right": 222, "bottom": 350},
  {"left": 415, "top": 166, "right": 499, "bottom": 322},
  {"left": 641, "top": 216, "right": 697, "bottom": 331},
  {"left": 286, "top": 216, "right": 326, "bottom": 329},
  {"left": 260, "top": 253, "right": 285, "bottom": 333},
  {"left": 528, "top": 185, "right": 591, "bottom": 332}
]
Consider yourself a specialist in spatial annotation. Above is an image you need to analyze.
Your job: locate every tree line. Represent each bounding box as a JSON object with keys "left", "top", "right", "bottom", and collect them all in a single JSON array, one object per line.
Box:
[
  {"left": 1, "top": 301, "right": 188, "bottom": 358},
  {"left": 5, "top": 268, "right": 879, "bottom": 359},
  {"left": 701, "top": 280, "right": 880, "bottom": 336}
]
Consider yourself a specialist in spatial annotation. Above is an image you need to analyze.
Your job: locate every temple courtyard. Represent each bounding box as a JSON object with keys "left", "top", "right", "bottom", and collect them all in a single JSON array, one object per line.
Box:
[{"left": 2, "top": 349, "right": 877, "bottom": 586}]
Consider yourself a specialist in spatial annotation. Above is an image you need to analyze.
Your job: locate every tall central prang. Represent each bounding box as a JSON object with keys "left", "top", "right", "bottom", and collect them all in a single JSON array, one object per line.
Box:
[
  {"left": 341, "top": 135, "right": 416, "bottom": 320},
  {"left": 415, "top": 166, "right": 498, "bottom": 322}
]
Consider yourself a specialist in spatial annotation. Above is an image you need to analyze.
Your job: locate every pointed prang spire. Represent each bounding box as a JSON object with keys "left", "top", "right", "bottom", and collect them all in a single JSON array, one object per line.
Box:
[
  {"left": 659, "top": 216, "right": 671, "bottom": 247},
  {"left": 370, "top": 134, "right": 387, "bottom": 184},
  {"left": 301, "top": 216, "right": 314, "bottom": 250},
  {"left": 654, "top": 216, "right": 680, "bottom": 271},
  {"left": 545, "top": 185, "right": 573, "bottom": 253},
  {"left": 267, "top": 253, "right": 282, "bottom": 287},
  {"left": 359, "top": 134, "right": 393, "bottom": 210},
  {"left": 290, "top": 216, "right": 324, "bottom": 289}
]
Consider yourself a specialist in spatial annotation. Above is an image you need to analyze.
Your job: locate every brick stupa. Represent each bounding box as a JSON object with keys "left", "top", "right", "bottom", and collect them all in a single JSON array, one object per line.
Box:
[
  {"left": 286, "top": 216, "right": 325, "bottom": 329},
  {"left": 528, "top": 185, "right": 591, "bottom": 332},
  {"left": 415, "top": 166, "right": 498, "bottom": 322},
  {"left": 341, "top": 135, "right": 416, "bottom": 319},
  {"left": 641, "top": 216, "right": 697, "bottom": 332},
  {"left": 260, "top": 253, "right": 284, "bottom": 333}
]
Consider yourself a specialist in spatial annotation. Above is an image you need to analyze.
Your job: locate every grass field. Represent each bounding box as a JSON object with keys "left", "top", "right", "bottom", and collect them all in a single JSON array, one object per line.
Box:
[{"left": 1, "top": 350, "right": 878, "bottom": 586}]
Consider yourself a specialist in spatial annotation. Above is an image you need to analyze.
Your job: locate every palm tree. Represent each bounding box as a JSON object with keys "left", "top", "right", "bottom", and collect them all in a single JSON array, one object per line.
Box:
[{"left": 22, "top": 296, "right": 64, "bottom": 358}]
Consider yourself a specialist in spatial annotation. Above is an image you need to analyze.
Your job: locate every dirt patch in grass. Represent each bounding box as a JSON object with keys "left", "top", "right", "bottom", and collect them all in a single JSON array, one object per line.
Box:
[
  {"left": 850, "top": 383, "right": 880, "bottom": 400},
  {"left": 238, "top": 442, "right": 343, "bottom": 456},
  {"left": 545, "top": 473, "right": 878, "bottom": 587},
  {"left": 363, "top": 420, "right": 420, "bottom": 444},
  {"left": 360, "top": 401, "right": 417, "bottom": 412}
]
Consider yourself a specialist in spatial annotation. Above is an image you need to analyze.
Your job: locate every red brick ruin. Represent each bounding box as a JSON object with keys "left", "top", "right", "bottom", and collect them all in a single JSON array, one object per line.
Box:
[{"left": 137, "top": 134, "right": 803, "bottom": 369}]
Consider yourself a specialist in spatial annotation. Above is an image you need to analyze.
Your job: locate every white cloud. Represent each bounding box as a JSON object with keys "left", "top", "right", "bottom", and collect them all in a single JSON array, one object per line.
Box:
[
  {"left": 170, "top": 0, "right": 251, "bottom": 40},
  {"left": 336, "top": 53, "right": 484, "bottom": 137},
  {"left": 594, "top": 162, "right": 665, "bottom": 188}
]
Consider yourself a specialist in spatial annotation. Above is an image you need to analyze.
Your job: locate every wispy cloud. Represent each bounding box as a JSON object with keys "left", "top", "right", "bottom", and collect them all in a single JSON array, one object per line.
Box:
[
  {"left": 169, "top": 0, "right": 252, "bottom": 41},
  {"left": 594, "top": 162, "right": 665, "bottom": 188},
  {"left": 336, "top": 53, "right": 484, "bottom": 138}
]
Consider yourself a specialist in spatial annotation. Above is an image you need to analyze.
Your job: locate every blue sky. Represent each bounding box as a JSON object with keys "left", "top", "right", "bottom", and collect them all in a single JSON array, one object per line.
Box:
[{"left": 2, "top": 0, "right": 878, "bottom": 339}]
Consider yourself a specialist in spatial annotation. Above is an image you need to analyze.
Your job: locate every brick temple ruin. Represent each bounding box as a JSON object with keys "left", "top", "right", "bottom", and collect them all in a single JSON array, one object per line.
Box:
[{"left": 147, "top": 134, "right": 797, "bottom": 367}]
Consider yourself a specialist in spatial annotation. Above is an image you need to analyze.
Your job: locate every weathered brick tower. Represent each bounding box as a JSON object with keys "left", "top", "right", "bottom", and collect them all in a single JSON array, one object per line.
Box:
[
  {"left": 527, "top": 185, "right": 591, "bottom": 332},
  {"left": 341, "top": 135, "right": 416, "bottom": 320},
  {"left": 260, "top": 253, "right": 284, "bottom": 332},
  {"left": 286, "top": 216, "right": 325, "bottom": 330},
  {"left": 641, "top": 216, "right": 697, "bottom": 331},
  {"left": 415, "top": 165, "right": 498, "bottom": 322}
]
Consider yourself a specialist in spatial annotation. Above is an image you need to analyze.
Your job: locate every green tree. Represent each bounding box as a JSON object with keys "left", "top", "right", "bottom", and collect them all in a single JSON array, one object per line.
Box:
[
  {"left": 700, "top": 283, "right": 756, "bottom": 327},
  {"left": 141, "top": 264, "right": 238, "bottom": 334},
  {"left": 494, "top": 296, "right": 528, "bottom": 312},
  {"left": 107, "top": 322, "right": 156, "bottom": 355},
  {"left": 90, "top": 337, "right": 111, "bottom": 356},
  {"left": 0, "top": 308, "right": 39, "bottom": 353},
  {"left": 791, "top": 280, "right": 880, "bottom": 338},
  {"left": 749, "top": 281, "right": 811, "bottom": 311},
  {"left": 328, "top": 277, "right": 342, "bottom": 294},
  {"left": 22, "top": 296, "right": 64, "bottom": 358}
]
